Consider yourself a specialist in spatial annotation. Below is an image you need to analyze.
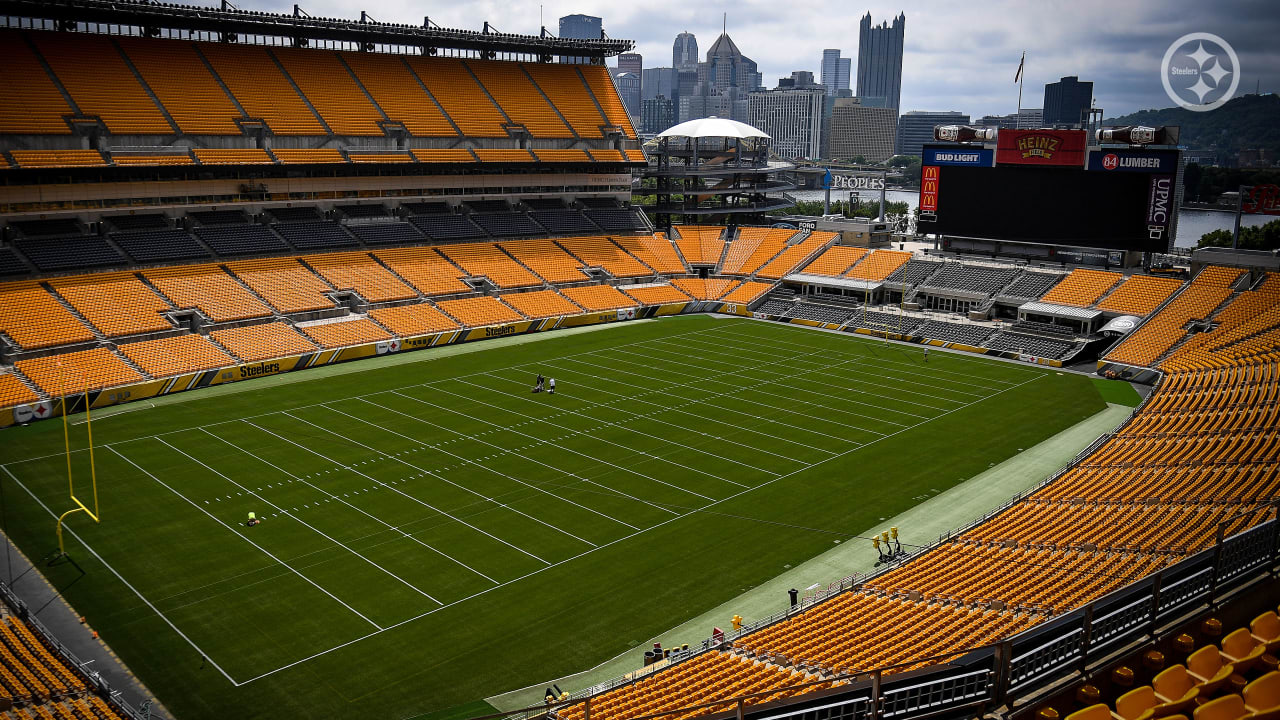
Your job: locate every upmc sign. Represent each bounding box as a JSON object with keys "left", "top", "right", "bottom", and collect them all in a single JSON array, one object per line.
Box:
[
  {"left": 1146, "top": 174, "right": 1174, "bottom": 241},
  {"left": 1088, "top": 149, "right": 1178, "bottom": 173},
  {"left": 995, "top": 129, "right": 1087, "bottom": 167}
]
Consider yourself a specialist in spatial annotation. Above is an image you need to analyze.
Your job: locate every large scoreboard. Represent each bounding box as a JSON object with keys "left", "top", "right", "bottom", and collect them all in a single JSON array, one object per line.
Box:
[{"left": 917, "top": 130, "right": 1179, "bottom": 254}]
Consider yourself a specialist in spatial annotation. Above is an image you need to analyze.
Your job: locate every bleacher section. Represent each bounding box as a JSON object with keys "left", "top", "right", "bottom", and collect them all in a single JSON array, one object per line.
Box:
[
  {"left": 844, "top": 249, "right": 912, "bottom": 281},
  {"left": 500, "top": 240, "right": 590, "bottom": 283},
  {"left": 0, "top": 609, "right": 129, "bottom": 719},
  {"left": 15, "top": 236, "right": 124, "bottom": 272},
  {"left": 119, "top": 334, "right": 233, "bottom": 377},
  {"left": 911, "top": 320, "right": 995, "bottom": 346},
  {"left": 999, "top": 271, "right": 1064, "bottom": 300},
  {"left": 111, "top": 230, "right": 209, "bottom": 263},
  {"left": 757, "top": 232, "right": 836, "bottom": 280},
  {"left": 298, "top": 317, "right": 392, "bottom": 349},
  {"left": 673, "top": 225, "right": 727, "bottom": 266},
  {"left": 721, "top": 227, "right": 797, "bottom": 276},
  {"left": 800, "top": 246, "right": 868, "bottom": 277},
  {"left": 49, "top": 273, "right": 173, "bottom": 338},
  {"left": 224, "top": 258, "right": 335, "bottom": 314},
  {"left": 367, "top": 304, "right": 461, "bottom": 336},
  {"left": 1040, "top": 268, "right": 1124, "bottom": 307},
  {"left": 209, "top": 322, "right": 317, "bottom": 362},
  {"left": 561, "top": 285, "right": 638, "bottom": 312},
  {"left": 919, "top": 263, "right": 1020, "bottom": 296},
  {"left": 435, "top": 296, "right": 523, "bottom": 327},
  {"left": 560, "top": 236, "right": 655, "bottom": 278},
  {"left": 885, "top": 259, "right": 942, "bottom": 287},
  {"left": 1095, "top": 274, "right": 1185, "bottom": 316},
  {"left": 621, "top": 284, "right": 693, "bottom": 306},
  {"left": 501, "top": 290, "right": 583, "bottom": 320},
  {"left": 982, "top": 332, "right": 1077, "bottom": 360}
]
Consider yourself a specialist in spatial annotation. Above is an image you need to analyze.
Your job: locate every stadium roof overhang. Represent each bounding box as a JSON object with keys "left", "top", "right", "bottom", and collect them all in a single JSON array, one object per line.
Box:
[
  {"left": 783, "top": 274, "right": 883, "bottom": 292},
  {"left": 0, "top": 0, "right": 634, "bottom": 58},
  {"left": 1017, "top": 301, "right": 1102, "bottom": 321}
]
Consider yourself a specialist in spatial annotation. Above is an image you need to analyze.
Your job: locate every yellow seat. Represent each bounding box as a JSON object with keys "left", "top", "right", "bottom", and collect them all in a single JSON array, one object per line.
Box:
[
  {"left": 1246, "top": 672, "right": 1280, "bottom": 715},
  {"left": 1153, "top": 665, "right": 1200, "bottom": 715},
  {"left": 1223, "top": 628, "right": 1266, "bottom": 671},
  {"left": 1192, "top": 694, "right": 1246, "bottom": 720},
  {"left": 1187, "top": 645, "right": 1235, "bottom": 694},
  {"left": 1066, "top": 704, "right": 1116, "bottom": 720},
  {"left": 1253, "top": 613, "right": 1280, "bottom": 652},
  {"left": 1116, "top": 686, "right": 1158, "bottom": 720}
]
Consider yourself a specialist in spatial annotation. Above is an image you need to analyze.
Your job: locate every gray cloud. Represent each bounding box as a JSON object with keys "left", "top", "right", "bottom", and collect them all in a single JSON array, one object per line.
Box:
[{"left": 255, "top": 0, "right": 1279, "bottom": 119}]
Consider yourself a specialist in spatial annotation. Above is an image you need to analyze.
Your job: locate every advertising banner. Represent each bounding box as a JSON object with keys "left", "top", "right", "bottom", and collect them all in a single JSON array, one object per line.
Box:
[
  {"left": 921, "top": 147, "right": 994, "bottom": 166},
  {"left": 995, "top": 129, "right": 1087, "bottom": 167},
  {"left": 1146, "top": 174, "right": 1174, "bottom": 241},
  {"left": 1088, "top": 149, "right": 1179, "bottom": 173},
  {"left": 920, "top": 166, "right": 940, "bottom": 212}
]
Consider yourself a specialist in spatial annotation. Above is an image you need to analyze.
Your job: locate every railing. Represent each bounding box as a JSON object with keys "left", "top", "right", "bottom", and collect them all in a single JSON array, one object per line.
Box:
[
  {"left": 0, "top": 581, "right": 146, "bottom": 720},
  {"left": 485, "top": 510, "right": 1277, "bottom": 720}
]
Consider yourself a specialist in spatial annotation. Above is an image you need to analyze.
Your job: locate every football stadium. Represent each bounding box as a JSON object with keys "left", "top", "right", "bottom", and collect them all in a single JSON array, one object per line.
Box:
[{"left": 0, "top": 3, "right": 1276, "bottom": 720}]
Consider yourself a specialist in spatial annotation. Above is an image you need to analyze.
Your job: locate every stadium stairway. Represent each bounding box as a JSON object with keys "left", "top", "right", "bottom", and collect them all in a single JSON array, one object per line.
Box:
[
  {"left": 40, "top": 284, "right": 107, "bottom": 343},
  {"left": 111, "top": 36, "right": 183, "bottom": 134}
]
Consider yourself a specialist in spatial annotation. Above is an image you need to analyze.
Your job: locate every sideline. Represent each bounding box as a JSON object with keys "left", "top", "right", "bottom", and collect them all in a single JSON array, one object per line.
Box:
[{"left": 484, "top": 400, "right": 1134, "bottom": 711}]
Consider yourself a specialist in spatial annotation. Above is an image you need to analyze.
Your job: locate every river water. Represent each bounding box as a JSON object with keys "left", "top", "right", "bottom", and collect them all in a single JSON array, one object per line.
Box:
[{"left": 789, "top": 189, "right": 1270, "bottom": 249}]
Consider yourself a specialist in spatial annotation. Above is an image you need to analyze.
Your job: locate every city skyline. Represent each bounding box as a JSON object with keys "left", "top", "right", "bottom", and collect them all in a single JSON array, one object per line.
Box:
[{"left": 251, "top": 0, "right": 1276, "bottom": 121}]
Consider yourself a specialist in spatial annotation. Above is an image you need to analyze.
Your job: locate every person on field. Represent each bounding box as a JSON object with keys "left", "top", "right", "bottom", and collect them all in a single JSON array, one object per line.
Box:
[
  {"left": 923, "top": 347, "right": 929, "bottom": 363},
  {"left": 533, "top": 373, "right": 544, "bottom": 393},
  {"left": 548, "top": 377, "right": 556, "bottom": 395}
]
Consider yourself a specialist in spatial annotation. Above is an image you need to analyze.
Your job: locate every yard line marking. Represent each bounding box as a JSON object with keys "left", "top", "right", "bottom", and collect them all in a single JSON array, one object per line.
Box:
[
  {"left": 394, "top": 386, "right": 747, "bottom": 494},
  {"left": 324, "top": 402, "right": 605, "bottom": 545},
  {"left": 157, "top": 438, "right": 444, "bottom": 606},
  {"left": 1, "top": 465, "right": 242, "bottom": 686},
  {"left": 581, "top": 349, "right": 933, "bottom": 421},
  {"left": 704, "top": 322, "right": 1039, "bottom": 384},
  {"left": 275, "top": 413, "right": 552, "bottom": 566},
  {"left": 105, "top": 446, "right": 383, "bottom": 630},
  {"left": 231, "top": 362, "right": 1046, "bottom": 685},
  {"left": 605, "top": 345, "right": 955, "bottom": 413},
  {"left": 581, "top": 347, "right": 891, "bottom": 440},
  {"left": 672, "top": 335, "right": 993, "bottom": 399},
  {"left": 366, "top": 393, "right": 662, "bottom": 523},
  {"left": 198, "top": 429, "right": 497, "bottom": 588}
]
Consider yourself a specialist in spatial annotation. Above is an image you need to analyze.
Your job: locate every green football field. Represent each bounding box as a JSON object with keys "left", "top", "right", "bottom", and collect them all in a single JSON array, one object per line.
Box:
[{"left": 0, "top": 316, "right": 1108, "bottom": 719}]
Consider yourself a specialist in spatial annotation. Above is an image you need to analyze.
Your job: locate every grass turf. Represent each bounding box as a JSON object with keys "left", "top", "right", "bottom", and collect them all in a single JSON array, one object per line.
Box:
[
  {"left": 1089, "top": 377, "right": 1144, "bottom": 407},
  {"left": 0, "top": 316, "right": 1107, "bottom": 719}
]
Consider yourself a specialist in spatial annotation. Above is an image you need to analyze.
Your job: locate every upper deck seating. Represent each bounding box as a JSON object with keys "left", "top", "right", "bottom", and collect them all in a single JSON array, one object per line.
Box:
[
  {"left": 0, "top": 281, "right": 96, "bottom": 350},
  {"left": 198, "top": 42, "right": 325, "bottom": 135},
  {"left": 29, "top": 31, "right": 172, "bottom": 134},
  {"left": 0, "top": 30, "right": 74, "bottom": 134},
  {"left": 272, "top": 47, "right": 384, "bottom": 136},
  {"left": 467, "top": 60, "right": 572, "bottom": 137},
  {"left": 579, "top": 65, "right": 637, "bottom": 137},
  {"left": 9, "top": 150, "right": 107, "bottom": 168},
  {"left": 523, "top": 63, "right": 612, "bottom": 138},
  {"left": 403, "top": 57, "right": 508, "bottom": 137},
  {"left": 340, "top": 51, "right": 456, "bottom": 137},
  {"left": 116, "top": 36, "right": 243, "bottom": 135},
  {"left": 49, "top": 273, "right": 173, "bottom": 338}
]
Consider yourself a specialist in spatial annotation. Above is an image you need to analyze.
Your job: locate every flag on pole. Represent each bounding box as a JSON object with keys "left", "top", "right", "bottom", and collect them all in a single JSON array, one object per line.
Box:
[
  {"left": 1014, "top": 52, "right": 1025, "bottom": 83},
  {"left": 822, "top": 168, "right": 832, "bottom": 189}
]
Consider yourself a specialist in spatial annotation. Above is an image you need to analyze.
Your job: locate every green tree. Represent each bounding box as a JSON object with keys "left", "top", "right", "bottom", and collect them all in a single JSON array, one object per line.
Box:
[{"left": 1197, "top": 218, "right": 1280, "bottom": 250}]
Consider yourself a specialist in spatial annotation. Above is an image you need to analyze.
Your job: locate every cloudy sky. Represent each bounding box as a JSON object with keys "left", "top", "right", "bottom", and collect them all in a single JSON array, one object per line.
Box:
[{"left": 258, "top": 0, "right": 1277, "bottom": 119}]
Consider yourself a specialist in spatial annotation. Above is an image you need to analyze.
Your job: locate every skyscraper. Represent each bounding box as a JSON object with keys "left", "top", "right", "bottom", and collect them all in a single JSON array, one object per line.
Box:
[
  {"left": 829, "top": 97, "right": 896, "bottom": 163},
  {"left": 820, "top": 49, "right": 851, "bottom": 97},
  {"left": 558, "top": 14, "right": 601, "bottom": 64},
  {"left": 673, "top": 32, "right": 698, "bottom": 71},
  {"left": 748, "top": 86, "right": 825, "bottom": 159},
  {"left": 856, "top": 12, "right": 905, "bottom": 111},
  {"left": 642, "top": 67, "right": 677, "bottom": 102},
  {"left": 615, "top": 72, "right": 641, "bottom": 120},
  {"left": 1043, "top": 76, "right": 1094, "bottom": 127},
  {"left": 617, "top": 53, "right": 643, "bottom": 77},
  {"left": 895, "top": 111, "right": 970, "bottom": 157}
]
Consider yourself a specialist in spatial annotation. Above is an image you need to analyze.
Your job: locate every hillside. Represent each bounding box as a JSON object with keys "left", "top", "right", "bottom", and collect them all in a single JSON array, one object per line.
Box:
[{"left": 1103, "top": 93, "right": 1280, "bottom": 156}]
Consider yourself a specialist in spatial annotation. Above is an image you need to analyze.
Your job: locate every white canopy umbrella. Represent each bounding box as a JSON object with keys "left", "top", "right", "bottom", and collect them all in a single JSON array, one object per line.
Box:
[{"left": 656, "top": 116, "right": 770, "bottom": 140}]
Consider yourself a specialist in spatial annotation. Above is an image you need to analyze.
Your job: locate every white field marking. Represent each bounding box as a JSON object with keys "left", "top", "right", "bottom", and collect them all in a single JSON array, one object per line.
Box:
[
  {"left": 326, "top": 399, "right": 619, "bottom": 542},
  {"left": 369, "top": 391, "right": 682, "bottom": 518},
  {"left": 576, "top": 348, "right": 889, "bottom": 442},
  {"left": 397, "top": 385, "right": 755, "bottom": 492},
  {"left": 604, "top": 345, "right": 957, "bottom": 414},
  {"left": 679, "top": 328, "right": 1014, "bottom": 393},
  {"left": 703, "top": 322, "right": 1041, "bottom": 384},
  {"left": 672, "top": 335, "right": 994, "bottom": 400},
  {"left": 550, "top": 345, "right": 919, "bottom": 428},
  {"left": 156, "top": 438, "right": 444, "bottom": 605},
  {"left": 358, "top": 398, "right": 651, "bottom": 528},
  {"left": 229, "top": 356, "right": 1046, "bottom": 685},
  {"left": 581, "top": 348, "right": 936, "bottom": 420},
  {"left": 106, "top": 446, "right": 382, "bottom": 629},
  {"left": 558, "top": 352, "right": 853, "bottom": 455},
  {"left": 1, "top": 465, "right": 241, "bottom": 686},
  {"left": 198, "top": 429, "right": 498, "bottom": 587},
  {"left": 340, "top": 394, "right": 716, "bottom": 507},
  {"left": 274, "top": 412, "right": 553, "bottom": 566},
  {"left": 3, "top": 322, "right": 736, "bottom": 468},
  {"left": 244, "top": 418, "right": 541, "bottom": 575}
]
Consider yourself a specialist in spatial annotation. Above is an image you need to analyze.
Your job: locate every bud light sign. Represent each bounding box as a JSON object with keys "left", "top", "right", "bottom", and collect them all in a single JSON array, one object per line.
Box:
[
  {"left": 921, "top": 147, "right": 994, "bottom": 167},
  {"left": 1088, "top": 149, "right": 1178, "bottom": 173},
  {"left": 1146, "top": 174, "right": 1173, "bottom": 241}
]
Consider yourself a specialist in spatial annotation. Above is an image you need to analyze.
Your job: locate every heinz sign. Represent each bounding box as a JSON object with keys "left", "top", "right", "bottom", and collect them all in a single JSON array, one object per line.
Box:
[{"left": 995, "top": 129, "right": 1087, "bottom": 167}]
